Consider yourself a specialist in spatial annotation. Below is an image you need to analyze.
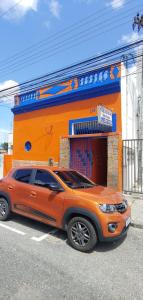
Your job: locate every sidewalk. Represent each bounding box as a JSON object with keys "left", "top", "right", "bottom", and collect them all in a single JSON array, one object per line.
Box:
[{"left": 123, "top": 193, "right": 143, "bottom": 229}]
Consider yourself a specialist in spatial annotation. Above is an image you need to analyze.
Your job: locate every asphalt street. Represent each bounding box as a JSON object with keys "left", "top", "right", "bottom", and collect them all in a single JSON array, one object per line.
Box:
[{"left": 0, "top": 215, "right": 143, "bottom": 300}]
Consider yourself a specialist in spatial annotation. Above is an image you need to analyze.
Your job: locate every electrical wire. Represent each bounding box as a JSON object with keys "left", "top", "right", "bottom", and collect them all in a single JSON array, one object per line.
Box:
[
  {"left": 0, "top": 0, "right": 133, "bottom": 67},
  {"left": 0, "top": 40, "right": 142, "bottom": 97},
  {"left": 1, "top": 69, "right": 143, "bottom": 109},
  {"left": 0, "top": 0, "right": 23, "bottom": 18},
  {"left": 0, "top": 7, "right": 142, "bottom": 78},
  {"left": 0, "top": 47, "right": 143, "bottom": 101}
]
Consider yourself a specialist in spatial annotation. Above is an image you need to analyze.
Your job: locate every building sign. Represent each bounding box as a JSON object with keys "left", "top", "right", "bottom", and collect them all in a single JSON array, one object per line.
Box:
[{"left": 97, "top": 105, "right": 112, "bottom": 127}]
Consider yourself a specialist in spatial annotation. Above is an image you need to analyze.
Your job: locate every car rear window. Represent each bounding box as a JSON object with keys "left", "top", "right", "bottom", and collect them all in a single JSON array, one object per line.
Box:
[{"left": 14, "top": 169, "right": 32, "bottom": 183}]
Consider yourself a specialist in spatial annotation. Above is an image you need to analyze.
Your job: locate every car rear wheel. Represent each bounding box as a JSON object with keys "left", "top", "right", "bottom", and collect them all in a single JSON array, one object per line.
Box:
[
  {"left": 0, "top": 198, "right": 10, "bottom": 221},
  {"left": 67, "top": 216, "right": 97, "bottom": 252}
]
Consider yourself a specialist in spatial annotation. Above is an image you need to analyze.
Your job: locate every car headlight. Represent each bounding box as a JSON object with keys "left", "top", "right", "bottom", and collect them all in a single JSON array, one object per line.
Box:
[{"left": 99, "top": 204, "right": 117, "bottom": 213}]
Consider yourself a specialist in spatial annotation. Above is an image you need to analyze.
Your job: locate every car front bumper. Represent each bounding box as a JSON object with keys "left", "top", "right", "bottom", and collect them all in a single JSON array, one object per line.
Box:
[
  {"left": 99, "top": 223, "right": 130, "bottom": 242},
  {"left": 97, "top": 205, "right": 131, "bottom": 242}
]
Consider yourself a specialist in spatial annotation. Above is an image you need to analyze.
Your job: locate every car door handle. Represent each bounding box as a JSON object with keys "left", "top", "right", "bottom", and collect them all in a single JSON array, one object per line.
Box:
[
  {"left": 8, "top": 185, "right": 14, "bottom": 190},
  {"left": 30, "top": 191, "right": 37, "bottom": 197}
]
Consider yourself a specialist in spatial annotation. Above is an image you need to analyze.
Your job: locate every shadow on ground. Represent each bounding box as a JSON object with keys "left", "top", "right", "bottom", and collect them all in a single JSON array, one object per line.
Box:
[
  {"left": 8, "top": 213, "right": 127, "bottom": 251},
  {"left": 95, "top": 234, "right": 127, "bottom": 252},
  {"left": 8, "top": 214, "right": 67, "bottom": 241}
]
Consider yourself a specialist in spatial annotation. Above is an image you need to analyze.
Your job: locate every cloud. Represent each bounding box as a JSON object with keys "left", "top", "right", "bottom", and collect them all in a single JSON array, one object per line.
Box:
[
  {"left": 48, "top": 0, "right": 61, "bottom": 18},
  {"left": 119, "top": 32, "right": 143, "bottom": 44},
  {"left": 107, "top": 0, "right": 125, "bottom": 9},
  {"left": 0, "top": 80, "right": 19, "bottom": 106},
  {"left": 0, "top": 0, "right": 38, "bottom": 20}
]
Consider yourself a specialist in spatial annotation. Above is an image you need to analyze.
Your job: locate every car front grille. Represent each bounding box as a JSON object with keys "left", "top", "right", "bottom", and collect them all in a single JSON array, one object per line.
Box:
[{"left": 116, "top": 202, "right": 127, "bottom": 213}]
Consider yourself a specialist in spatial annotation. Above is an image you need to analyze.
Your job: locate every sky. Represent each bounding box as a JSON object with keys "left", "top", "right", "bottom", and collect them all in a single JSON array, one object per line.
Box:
[{"left": 0, "top": 0, "right": 143, "bottom": 142}]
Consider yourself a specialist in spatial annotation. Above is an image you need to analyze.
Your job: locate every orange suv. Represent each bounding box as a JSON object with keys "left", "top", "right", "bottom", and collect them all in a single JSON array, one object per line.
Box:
[{"left": 0, "top": 166, "right": 131, "bottom": 252}]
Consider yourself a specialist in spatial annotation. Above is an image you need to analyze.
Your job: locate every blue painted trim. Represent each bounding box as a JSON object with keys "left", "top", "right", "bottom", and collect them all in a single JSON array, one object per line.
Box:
[
  {"left": 69, "top": 114, "right": 116, "bottom": 135},
  {"left": 112, "top": 114, "right": 116, "bottom": 132},
  {"left": 12, "top": 82, "right": 120, "bottom": 115}
]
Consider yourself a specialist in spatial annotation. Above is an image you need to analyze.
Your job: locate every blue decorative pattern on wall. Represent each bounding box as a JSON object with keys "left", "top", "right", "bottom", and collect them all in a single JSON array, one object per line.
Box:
[
  {"left": 41, "top": 85, "right": 68, "bottom": 95},
  {"left": 78, "top": 65, "right": 120, "bottom": 90},
  {"left": 13, "top": 64, "right": 121, "bottom": 110},
  {"left": 12, "top": 83, "right": 120, "bottom": 115},
  {"left": 18, "top": 91, "right": 37, "bottom": 104}
]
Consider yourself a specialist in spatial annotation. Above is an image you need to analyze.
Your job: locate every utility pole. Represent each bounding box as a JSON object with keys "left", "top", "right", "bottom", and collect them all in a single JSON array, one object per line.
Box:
[{"left": 132, "top": 13, "right": 143, "bottom": 32}]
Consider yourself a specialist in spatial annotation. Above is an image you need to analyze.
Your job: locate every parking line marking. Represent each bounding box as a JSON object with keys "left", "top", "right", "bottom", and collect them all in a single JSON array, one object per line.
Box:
[
  {"left": 31, "top": 234, "right": 49, "bottom": 242},
  {"left": 31, "top": 229, "right": 59, "bottom": 242},
  {"left": 0, "top": 222, "right": 26, "bottom": 236}
]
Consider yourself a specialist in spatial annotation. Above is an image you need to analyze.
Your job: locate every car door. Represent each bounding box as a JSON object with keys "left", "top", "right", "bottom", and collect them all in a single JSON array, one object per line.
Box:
[
  {"left": 8, "top": 168, "right": 34, "bottom": 215},
  {"left": 24, "top": 169, "right": 65, "bottom": 227}
]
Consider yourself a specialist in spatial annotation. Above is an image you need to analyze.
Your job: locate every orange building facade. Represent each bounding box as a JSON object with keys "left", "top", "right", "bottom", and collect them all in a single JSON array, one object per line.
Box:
[{"left": 5, "top": 64, "right": 122, "bottom": 190}]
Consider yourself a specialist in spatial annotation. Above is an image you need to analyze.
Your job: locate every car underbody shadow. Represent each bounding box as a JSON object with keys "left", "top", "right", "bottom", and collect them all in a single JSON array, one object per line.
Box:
[
  {"left": 95, "top": 234, "right": 127, "bottom": 252},
  {"left": 10, "top": 213, "right": 67, "bottom": 242}
]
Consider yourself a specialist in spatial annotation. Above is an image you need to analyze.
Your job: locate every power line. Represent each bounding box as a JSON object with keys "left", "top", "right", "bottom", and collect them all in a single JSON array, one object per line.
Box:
[
  {"left": 0, "top": 1, "right": 140, "bottom": 78},
  {"left": 0, "top": 39, "right": 142, "bottom": 95},
  {"left": 2, "top": 68, "right": 143, "bottom": 109},
  {"left": 0, "top": 7, "right": 138, "bottom": 74},
  {"left": 1, "top": 65, "right": 143, "bottom": 108},
  {"left": 0, "top": 0, "right": 132, "bottom": 67},
  {"left": 0, "top": 0, "right": 23, "bottom": 18},
  {"left": 0, "top": 17, "right": 141, "bottom": 80},
  {"left": 1, "top": 40, "right": 143, "bottom": 92},
  {"left": 0, "top": 42, "right": 142, "bottom": 101}
]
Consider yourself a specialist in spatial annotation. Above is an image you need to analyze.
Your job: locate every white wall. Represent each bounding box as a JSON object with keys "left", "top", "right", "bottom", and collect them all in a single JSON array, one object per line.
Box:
[
  {"left": 8, "top": 132, "right": 13, "bottom": 154},
  {"left": 0, "top": 155, "right": 3, "bottom": 178},
  {"left": 121, "top": 50, "right": 143, "bottom": 192},
  {"left": 121, "top": 48, "right": 143, "bottom": 140},
  {"left": 121, "top": 62, "right": 139, "bottom": 140}
]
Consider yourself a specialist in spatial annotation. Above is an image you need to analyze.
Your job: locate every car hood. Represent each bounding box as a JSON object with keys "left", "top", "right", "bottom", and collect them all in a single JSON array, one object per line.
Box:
[{"left": 73, "top": 185, "right": 123, "bottom": 204}]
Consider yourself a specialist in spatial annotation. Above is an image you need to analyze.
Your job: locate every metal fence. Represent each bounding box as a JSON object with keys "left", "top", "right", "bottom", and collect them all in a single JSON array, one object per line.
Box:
[{"left": 123, "top": 139, "right": 143, "bottom": 193}]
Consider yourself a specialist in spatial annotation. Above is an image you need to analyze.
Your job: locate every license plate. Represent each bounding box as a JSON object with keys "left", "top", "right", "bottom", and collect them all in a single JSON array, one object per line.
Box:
[{"left": 126, "top": 217, "right": 131, "bottom": 227}]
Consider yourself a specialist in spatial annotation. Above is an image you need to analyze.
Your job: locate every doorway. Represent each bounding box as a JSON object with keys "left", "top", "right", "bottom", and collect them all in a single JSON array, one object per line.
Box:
[{"left": 70, "top": 137, "right": 107, "bottom": 186}]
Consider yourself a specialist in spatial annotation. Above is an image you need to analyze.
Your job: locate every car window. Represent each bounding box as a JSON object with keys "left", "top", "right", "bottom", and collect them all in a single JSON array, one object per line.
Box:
[
  {"left": 54, "top": 170, "right": 96, "bottom": 189},
  {"left": 34, "top": 169, "right": 59, "bottom": 188},
  {"left": 14, "top": 169, "right": 32, "bottom": 184}
]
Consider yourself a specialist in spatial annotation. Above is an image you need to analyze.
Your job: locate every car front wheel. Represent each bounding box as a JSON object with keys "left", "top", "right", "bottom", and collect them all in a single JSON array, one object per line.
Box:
[
  {"left": 0, "top": 198, "right": 10, "bottom": 221},
  {"left": 67, "top": 216, "right": 97, "bottom": 252}
]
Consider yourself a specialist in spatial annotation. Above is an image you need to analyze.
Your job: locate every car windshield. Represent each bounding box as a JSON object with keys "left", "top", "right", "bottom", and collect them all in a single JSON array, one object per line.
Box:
[{"left": 54, "top": 170, "right": 96, "bottom": 189}]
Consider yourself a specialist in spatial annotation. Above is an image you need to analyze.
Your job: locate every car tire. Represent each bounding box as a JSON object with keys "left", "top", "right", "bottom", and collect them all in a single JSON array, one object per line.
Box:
[
  {"left": 67, "top": 216, "right": 97, "bottom": 252},
  {"left": 0, "top": 198, "right": 11, "bottom": 221}
]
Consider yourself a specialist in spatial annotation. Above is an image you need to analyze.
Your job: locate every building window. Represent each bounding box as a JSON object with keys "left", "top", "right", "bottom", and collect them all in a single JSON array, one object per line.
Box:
[
  {"left": 25, "top": 141, "right": 32, "bottom": 152},
  {"left": 73, "top": 120, "right": 111, "bottom": 135}
]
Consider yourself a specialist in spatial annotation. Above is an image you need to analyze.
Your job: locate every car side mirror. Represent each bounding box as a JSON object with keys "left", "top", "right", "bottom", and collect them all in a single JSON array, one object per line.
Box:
[{"left": 48, "top": 182, "right": 64, "bottom": 192}]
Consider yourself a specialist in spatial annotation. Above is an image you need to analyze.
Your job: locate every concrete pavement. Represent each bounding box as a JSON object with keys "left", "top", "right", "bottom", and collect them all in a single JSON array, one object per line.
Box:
[
  {"left": 124, "top": 193, "right": 143, "bottom": 229},
  {"left": 0, "top": 218, "right": 143, "bottom": 300}
]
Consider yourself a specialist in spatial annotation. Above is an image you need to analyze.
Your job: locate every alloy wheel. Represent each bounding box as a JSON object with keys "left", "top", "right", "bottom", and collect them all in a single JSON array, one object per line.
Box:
[
  {"left": 0, "top": 200, "right": 6, "bottom": 216},
  {"left": 71, "top": 221, "right": 90, "bottom": 247}
]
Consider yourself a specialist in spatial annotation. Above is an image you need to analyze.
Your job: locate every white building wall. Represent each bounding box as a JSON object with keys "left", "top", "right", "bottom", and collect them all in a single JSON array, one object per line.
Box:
[
  {"left": 0, "top": 155, "right": 3, "bottom": 179},
  {"left": 121, "top": 49, "right": 143, "bottom": 192},
  {"left": 121, "top": 48, "right": 143, "bottom": 140},
  {"left": 8, "top": 132, "right": 13, "bottom": 154},
  {"left": 121, "top": 63, "right": 139, "bottom": 140}
]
